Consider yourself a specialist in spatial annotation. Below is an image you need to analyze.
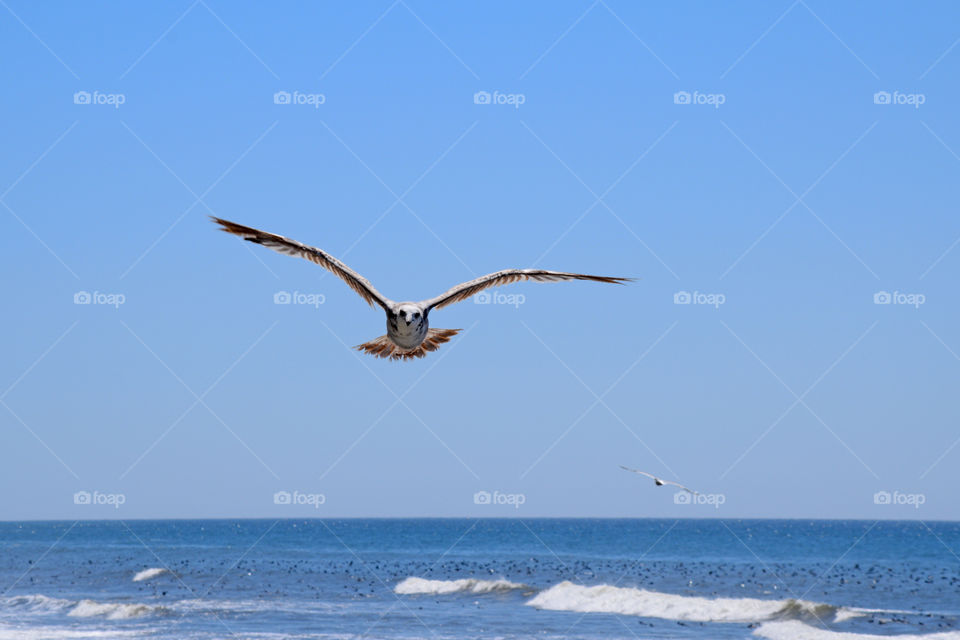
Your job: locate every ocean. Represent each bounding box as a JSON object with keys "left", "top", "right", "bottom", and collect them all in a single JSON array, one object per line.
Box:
[{"left": 0, "top": 519, "right": 957, "bottom": 639}]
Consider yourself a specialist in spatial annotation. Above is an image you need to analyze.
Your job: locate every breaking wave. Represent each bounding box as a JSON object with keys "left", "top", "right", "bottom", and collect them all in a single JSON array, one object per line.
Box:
[
  {"left": 67, "top": 599, "right": 168, "bottom": 620},
  {"left": 526, "top": 581, "right": 851, "bottom": 623},
  {"left": 394, "top": 577, "right": 528, "bottom": 595},
  {"left": 0, "top": 628, "right": 146, "bottom": 639},
  {"left": 0, "top": 594, "right": 165, "bottom": 637},
  {"left": 132, "top": 568, "right": 169, "bottom": 582},
  {"left": 1, "top": 594, "right": 73, "bottom": 615},
  {"left": 754, "top": 620, "right": 960, "bottom": 640}
]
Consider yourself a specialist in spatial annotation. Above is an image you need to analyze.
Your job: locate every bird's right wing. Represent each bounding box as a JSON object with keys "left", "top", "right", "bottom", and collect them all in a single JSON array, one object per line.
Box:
[
  {"left": 212, "top": 217, "right": 392, "bottom": 311},
  {"left": 619, "top": 465, "right": 657, "bottom": 480},
  {"left": 423, "top": 269, "right": 631, "bottom": 311}
]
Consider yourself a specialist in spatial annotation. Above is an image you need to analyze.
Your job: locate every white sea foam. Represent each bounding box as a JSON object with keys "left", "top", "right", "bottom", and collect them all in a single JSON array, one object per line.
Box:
[
  {"left": 2, "top": 594, "right": 166, "bottom": 622},
  {"left": 172, "top": 598, "right": 345, "bottom": 615},
  {"left": 4, "top": 593, "right": 333, "bottom": 624},
  {"left": 834, "top": 609, "right": 866, "bottom": 623},
  {"left": 394, "top": 577, "right": 528, "bottom": 595},
  {"left": 1, "top": 594, "right": 73, "bottom": 615},
  {"left": 67, "top": 599, "right": 166, "bottom": 620},
  {"left": 132, "top": 568, "right": 169, "bottom": 582},
  {"left": 526, "top": 581, "right": 845, "bottom": 623},
  {"left": 755, "top": 620, "right": 960, "bottom": 640},
  {"left": 0, "top": 627, "right": 147, "bottom": 640}
]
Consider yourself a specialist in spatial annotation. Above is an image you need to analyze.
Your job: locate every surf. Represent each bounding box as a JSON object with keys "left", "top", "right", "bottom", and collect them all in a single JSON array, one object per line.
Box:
[
  {"left": 755, "top": 620, "right": 960, "bottom": 640},
  {"left": 67, "top": 599, "right": 169, "bottom": 620},
  {"left": 132, "top": 567, "right": 169, "bottom": 582},
  {"left": 526, "top": 581, "right": 852, "bottom": 623},
  {"left": 395, "top": 576, "right": 529, "bottom": 595}
]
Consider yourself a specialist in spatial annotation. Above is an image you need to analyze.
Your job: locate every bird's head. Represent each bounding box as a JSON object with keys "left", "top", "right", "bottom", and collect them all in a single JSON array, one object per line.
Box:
[{"left": 395, "top": 304, "right": 423, "bottom": 326}]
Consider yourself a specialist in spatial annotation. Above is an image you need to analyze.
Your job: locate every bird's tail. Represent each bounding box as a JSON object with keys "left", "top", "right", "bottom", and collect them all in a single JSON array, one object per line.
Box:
[{"left": 354, "top": 329, "right": 461, "bottom": 361}]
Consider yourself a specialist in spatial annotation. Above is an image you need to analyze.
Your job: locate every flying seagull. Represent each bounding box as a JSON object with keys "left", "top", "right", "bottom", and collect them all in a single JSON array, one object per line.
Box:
[
  {"left": 212, "top": 218, "right": 632, "bottom": 360},
  {"left": 619, "top": 466, "right": 698, "bottom": 495}
]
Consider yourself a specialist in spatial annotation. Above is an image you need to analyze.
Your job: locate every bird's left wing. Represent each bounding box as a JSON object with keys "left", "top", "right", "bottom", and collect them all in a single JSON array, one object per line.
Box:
[
  {"left": 212, "top": 217, "right": 392, "bottom": 311},
  {"left": 423, "top": 269, "right": 632, "bottom": 311},
  {"left": 619, "top": 466, "right": 658, "bottom": 480}
]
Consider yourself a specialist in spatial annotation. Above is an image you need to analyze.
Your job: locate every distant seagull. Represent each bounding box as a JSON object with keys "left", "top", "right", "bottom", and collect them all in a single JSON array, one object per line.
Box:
[
  {"left": 212, "top": 218, "right": 633, "bottom": 360},
  {"left": 619, "top": 466, "right": 698, "bottom": 495}
]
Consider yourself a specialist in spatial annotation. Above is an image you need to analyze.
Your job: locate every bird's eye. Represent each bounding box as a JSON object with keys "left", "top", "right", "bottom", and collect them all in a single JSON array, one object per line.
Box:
[{"left": 414, "top": 312, "right": 420, "bottom": 319}]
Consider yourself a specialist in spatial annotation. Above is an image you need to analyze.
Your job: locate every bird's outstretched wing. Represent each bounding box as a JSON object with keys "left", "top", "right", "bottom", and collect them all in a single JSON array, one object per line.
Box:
[
  {"left": 619, "top": 465, "right": 698, "bottom": 495},
  {"left": 423, "top": 269, "right": 632, "bottom": 311},
  {"left": 212, "top": 218, "right": 392, "bottom": 311},
  {"left": 619, "top": 465, "right": 658, "bottom": 481},
  {"left": 662, "top": 480, "right": 697, "bottom": 495}
]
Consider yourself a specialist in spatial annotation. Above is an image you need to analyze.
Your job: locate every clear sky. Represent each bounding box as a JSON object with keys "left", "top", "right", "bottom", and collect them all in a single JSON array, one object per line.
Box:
[{"left": 1, "top": 1, "right": 958, "bottom": 520}]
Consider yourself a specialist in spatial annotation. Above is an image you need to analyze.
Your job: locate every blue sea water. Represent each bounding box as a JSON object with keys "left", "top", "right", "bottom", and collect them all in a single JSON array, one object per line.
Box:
[{"left": 0, "top": 519, "right": 958, "bottom": 639}]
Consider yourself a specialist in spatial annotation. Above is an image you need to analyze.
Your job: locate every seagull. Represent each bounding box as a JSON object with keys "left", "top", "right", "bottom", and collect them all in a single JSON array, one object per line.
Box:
[
  {"left": 212, "top": 218, "right": 632, "bottom": 360},
  {"left": 619, "top": 466, "right": 698, "bottom": 495}
]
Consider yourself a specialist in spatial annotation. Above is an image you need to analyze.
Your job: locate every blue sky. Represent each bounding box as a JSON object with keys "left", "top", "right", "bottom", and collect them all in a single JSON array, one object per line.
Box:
[{"left": 1, "top": 1, "right": 958, "bottom": 520}]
